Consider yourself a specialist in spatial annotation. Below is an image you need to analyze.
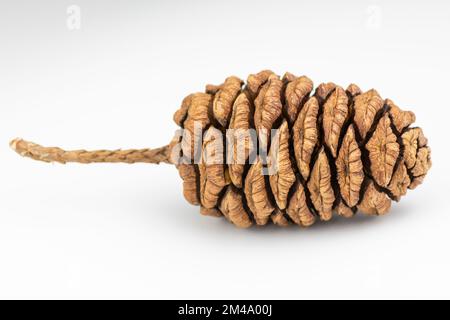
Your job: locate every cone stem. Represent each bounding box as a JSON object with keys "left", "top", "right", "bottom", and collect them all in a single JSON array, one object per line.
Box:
[{"left": 10, "top": 138, "right": 171, "bottom": 165}]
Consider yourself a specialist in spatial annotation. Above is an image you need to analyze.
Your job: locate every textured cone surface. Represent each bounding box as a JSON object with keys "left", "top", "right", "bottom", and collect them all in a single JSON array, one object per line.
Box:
[{"left": 172, "top": 71, "right": 432, "bottom": 228}]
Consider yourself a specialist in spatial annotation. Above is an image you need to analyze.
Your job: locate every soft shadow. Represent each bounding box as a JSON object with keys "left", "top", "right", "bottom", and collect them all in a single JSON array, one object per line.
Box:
[{"left": 135, "top": 180, "right": 414, "bottom": 237}]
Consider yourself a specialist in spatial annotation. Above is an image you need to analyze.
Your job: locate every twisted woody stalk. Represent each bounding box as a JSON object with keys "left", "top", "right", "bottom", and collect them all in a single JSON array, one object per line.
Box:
[{"left": 11, "top": 70, "right": 432, "bottom": 228}]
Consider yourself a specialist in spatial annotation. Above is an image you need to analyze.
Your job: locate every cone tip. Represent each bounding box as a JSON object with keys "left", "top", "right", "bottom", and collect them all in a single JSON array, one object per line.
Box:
[{"left": 9, "top": 138, "right": 22, "bottom": 152}]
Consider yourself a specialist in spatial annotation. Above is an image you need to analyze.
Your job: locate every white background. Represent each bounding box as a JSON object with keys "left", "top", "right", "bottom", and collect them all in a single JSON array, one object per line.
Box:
[{"left": 0, "top": 0, "right": 449, "bottom": 299}]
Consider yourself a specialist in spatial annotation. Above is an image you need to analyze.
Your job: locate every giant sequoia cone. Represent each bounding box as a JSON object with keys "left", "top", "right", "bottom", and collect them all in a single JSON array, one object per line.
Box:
[{"left": 11, "top": 70, "right": 431, "bottom": 228}]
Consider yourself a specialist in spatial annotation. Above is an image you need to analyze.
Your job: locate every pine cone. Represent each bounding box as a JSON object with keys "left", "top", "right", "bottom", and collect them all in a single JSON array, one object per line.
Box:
[
  {"left": 10, "top": 70, "right": 432, "bottom": 229},
  {"left": 171, "top": 70, "right": 431, "bottom": 228}
]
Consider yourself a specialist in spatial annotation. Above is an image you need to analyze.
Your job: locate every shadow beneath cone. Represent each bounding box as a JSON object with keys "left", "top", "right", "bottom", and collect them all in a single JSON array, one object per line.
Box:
[
  {"left": 143, "top": 180, "right": 414, "bottom": 237},
  {"left": 243, "top": 200, "right": 413, "bottom": 235}
]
